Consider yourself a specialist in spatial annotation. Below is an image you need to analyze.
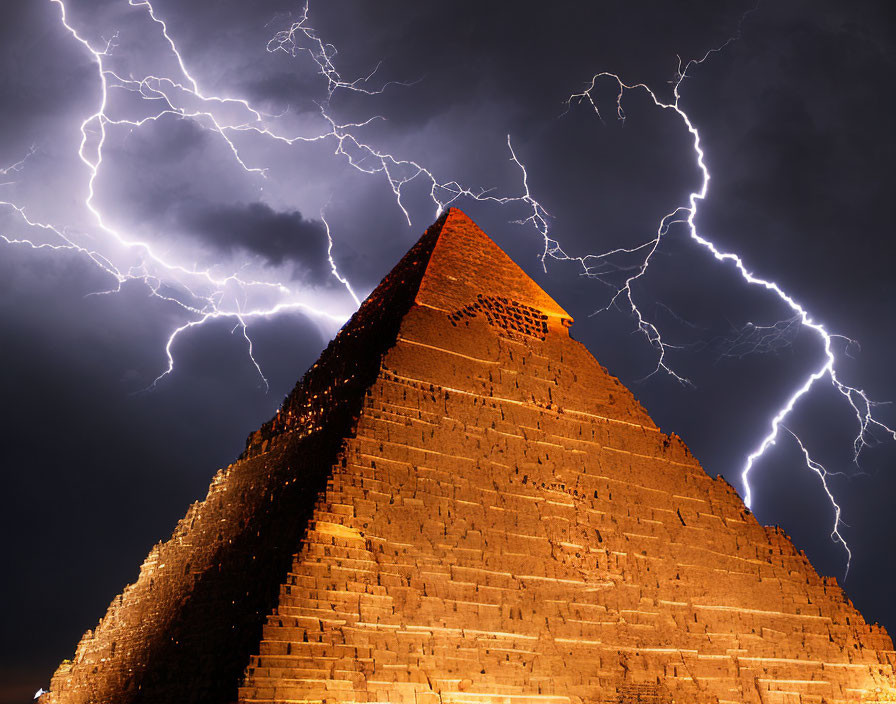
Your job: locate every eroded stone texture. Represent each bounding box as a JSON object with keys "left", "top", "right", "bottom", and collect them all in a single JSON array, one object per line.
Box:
[{"left": 44, "top": 209, "right": 896, "bottom": 704}]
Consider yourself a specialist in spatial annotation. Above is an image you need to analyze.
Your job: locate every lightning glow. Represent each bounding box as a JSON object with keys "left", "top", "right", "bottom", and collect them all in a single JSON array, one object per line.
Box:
[
  {"left": 5, "top": 0, "right": 353, "bottom": 388},
  {"left": 3, "top": 0, "right": 529, "bottom": 389}
]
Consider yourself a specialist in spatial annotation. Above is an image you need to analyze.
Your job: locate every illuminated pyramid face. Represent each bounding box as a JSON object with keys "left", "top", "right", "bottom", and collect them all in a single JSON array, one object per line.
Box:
[{"left": 44, "top": 210, "right": 896, "bottom": 704}]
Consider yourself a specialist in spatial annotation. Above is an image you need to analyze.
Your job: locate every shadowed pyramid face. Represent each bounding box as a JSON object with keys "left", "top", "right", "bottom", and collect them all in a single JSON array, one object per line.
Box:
[{"left": 43, "top": 209, "right": 896, "bottom": 704}]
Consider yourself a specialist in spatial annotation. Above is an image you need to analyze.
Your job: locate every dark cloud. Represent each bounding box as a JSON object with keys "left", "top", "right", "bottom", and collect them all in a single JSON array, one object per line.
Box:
[{"left": 181, "top": 201, "right": 331, "bottom": 281}]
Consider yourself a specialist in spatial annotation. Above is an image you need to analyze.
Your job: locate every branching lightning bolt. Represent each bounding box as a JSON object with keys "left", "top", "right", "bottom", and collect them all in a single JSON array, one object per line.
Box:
[
  {"left": 4, "top": 0, "right": 540, "bottom": 391},
  {"left": 539, "top": 31, "right": 896, "bottom": 577},
  {"left": 267, "top": 2, "right": 411, "bottom": 99},
  {"left": 782, "top": 426, "right": 852, "bottom": 574}
]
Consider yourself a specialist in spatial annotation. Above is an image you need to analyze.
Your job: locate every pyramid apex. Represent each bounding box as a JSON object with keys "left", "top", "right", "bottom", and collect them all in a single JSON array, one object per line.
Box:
[{"left": 417, "top": 209, "right": 573, "bottom": 331}]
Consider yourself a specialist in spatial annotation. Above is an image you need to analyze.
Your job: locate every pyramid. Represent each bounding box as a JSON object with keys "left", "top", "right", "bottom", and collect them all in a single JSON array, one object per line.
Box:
[{"left": 43, "top": 209, "right": 896, "bottom": 704}]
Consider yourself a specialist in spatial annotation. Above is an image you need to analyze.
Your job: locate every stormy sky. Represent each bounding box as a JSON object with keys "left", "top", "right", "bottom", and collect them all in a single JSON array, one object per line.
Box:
[{"left": 1, "top": 1, "right": 895, "bottom": 700}]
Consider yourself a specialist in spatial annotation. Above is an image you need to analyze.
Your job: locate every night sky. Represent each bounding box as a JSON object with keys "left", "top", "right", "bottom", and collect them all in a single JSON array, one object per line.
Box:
[{"left": 2, "top": 1, "right": 895, "bottom": 700}]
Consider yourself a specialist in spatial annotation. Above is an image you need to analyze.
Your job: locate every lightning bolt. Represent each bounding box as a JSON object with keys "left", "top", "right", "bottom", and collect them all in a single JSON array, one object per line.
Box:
[
  {"left": 266, "top": 1, "right": 410, "bottom": 99},
  {"left": 321, "top": 210, "right": 361, "bottom": 307},
  {"left": 542, "top": 27, "right": 896, "bottom": 576},
  {"left": 0, "top": 144, "right": 36, "bottom": 186},
  {"left": 782, "top": 426, "right": 852, "bottom": 574}
]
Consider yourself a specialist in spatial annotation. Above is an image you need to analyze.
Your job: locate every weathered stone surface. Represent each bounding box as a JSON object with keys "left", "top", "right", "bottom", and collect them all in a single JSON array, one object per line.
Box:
[{"left": 43, "top": 209, "right": 896, "bottom": 704}]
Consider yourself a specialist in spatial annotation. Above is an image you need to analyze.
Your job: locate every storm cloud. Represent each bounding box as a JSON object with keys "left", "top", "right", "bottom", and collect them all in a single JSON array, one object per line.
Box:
[{"left": 181, "top": 201, "right": 332, "bottom": 281}]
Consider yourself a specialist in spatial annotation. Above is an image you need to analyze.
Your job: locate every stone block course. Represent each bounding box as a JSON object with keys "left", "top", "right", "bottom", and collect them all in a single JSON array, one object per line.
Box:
[{"left": 42, "top": 209, "right": 896, "bottom": 704}]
